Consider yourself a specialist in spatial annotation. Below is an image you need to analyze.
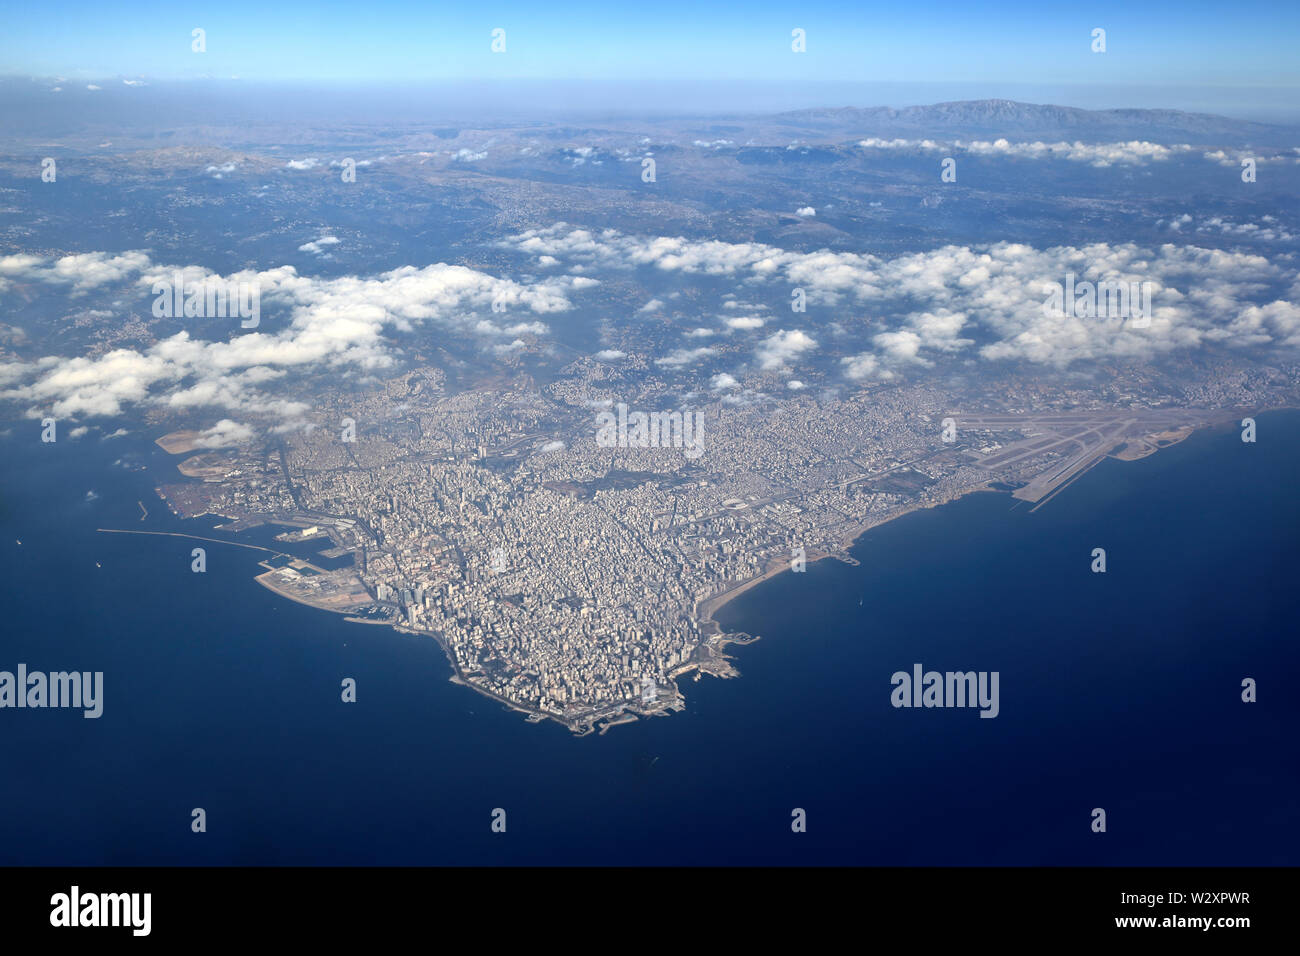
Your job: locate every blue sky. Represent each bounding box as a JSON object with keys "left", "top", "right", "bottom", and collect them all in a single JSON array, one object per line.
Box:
[{"left": 3, "top": 1, "right": 1298, "bottom": 87}]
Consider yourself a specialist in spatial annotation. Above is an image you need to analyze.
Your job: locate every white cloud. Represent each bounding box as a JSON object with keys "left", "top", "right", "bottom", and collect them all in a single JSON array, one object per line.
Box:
[
  {"left": 1203, "top": 150, "right": 1299, "bottom": 168},
  {"left": 856, "top": 137, "right": 1195, "bottom": 167},
  {"left": 655, "top": 347, "right": 716, "bottom": 368},
  {"left": 873, "top": 330, "right": 926, "bottom": 365},
  {"left": 195, "top": 419, "right": 254, "bottom": 447},
  {"left": 756, "top": 330, "right": 817, "bottom": 369},
  {"left": 9, "top": 225, "right": 1297, "bottom": 424},
  {"left": 1, "top": 251, "right": 154, "bottom": 293},
  {"left": 299, "top": 236, "right": 341, "bottom": 256},
  {"left": 1161, "top": 214, "right": 1294, "bottom": 243},
  {"left": 1, "top": 253, "right": 596, "bottom": 420},
  {"left": 503, "top": 225, "right": 1298, "bottom": 372},
  {"left": 842, "top": 353, "right": 892, "bottom": 381},
  {"left": 856, "top": 137, "right": 941, "bottom": 151},
  {"left": 562, "top": 146, "right": 602, "bottom": 166},
  {"left": 958, "top": 139, "right": 1191, "bottom": 166}
]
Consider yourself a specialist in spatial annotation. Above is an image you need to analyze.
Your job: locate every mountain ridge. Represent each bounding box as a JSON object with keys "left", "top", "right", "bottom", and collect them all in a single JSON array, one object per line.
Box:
[{"left": 766, "top": 98, "right": 1297, "bottom": 145}]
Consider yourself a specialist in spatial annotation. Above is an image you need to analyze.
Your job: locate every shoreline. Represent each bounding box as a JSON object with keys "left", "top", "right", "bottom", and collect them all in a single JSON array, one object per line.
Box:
[
  {"left": 154, "top": 408, "right": 1280, "bottom": 735},
  {"left": 695, "top": 481, "right": 1007, "bottom": 633},
  {"left": 692, "top": 407, "right": 1268, "bottom": 636},
  {"left": 232, "top": 428, "right": 1193, "bottom": 733}
]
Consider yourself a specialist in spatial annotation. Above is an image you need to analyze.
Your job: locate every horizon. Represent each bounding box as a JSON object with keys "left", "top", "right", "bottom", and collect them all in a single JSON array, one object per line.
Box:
[
  {"left": 3, "top": 1, "right": 1300, "bottom": 123},
  {"left": 4, "top": 77, "right": 1300, "bottom": 128}
]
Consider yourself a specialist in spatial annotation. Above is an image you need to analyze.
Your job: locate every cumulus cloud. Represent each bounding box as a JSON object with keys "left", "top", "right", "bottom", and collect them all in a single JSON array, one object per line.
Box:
[
  {"left": 655, "top": 347, "right": 716, "bottom": 368},
  {"left": 842, "top": 352, "right": 891, "bottom": 381},
  {"left": 285, "top": 158, "right": 320, "bottom": 170},
  {"left": 902, "top": 309, "right": 974, "bottom": 354},
  {"left": 710, "top": 373, "right": 740, "bottom": 391},
  {"left": 1, "top": 251, "right": 154, "bottom": 293},
  {"left": 856, "top": 137, "right": 1195, "bottom": 167},
  {"left": 796, "top": 207, "right": 816, "bottom": 217},
  {"left": 756, "top": 330, "right": 818, "bottom": 369},
  {"left": 873, "top": 330, "right": 925, "bottom": 365},
  {"left": 1, "top": 253, "right": 597, "bottom": 420},
  {"left": 958, "top": 139, "right": 1192, "bottom": 166},
  {"left": 1160, "top": 213, "right": 1294, "bottom": 243},
  {"left": 9, "top": 223, "right": 1298, "bottom": 424},
  {"left": 562, "top": 146, "right": 602, "bottom": 166},
  {"left": 503, "top": 225, "right": 1299, "bottom": 374},
  {"left": 299, "top": 236, "right": 341, "bottom": 256},
  {"left": 195, "top": 419, "right": 254, "bottom": 448},
  {"left": 1203, "top": 149, "right": 1299, "bottom": 168}
]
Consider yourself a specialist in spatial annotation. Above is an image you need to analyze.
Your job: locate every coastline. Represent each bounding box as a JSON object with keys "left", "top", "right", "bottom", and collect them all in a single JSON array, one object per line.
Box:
[
  {"left": 695, "top": 480, "right": 1007, "bottom": 632},
  {"left": 686, "top": 413, "right": 1236, "bottom": 673},
  {"left": 152, "top": 410, "right": 1272, "bottom": 735}
]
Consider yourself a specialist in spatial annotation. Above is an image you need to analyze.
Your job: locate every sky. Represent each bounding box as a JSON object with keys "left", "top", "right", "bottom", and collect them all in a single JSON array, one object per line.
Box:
[{"left": 2, "top": 1, "right": 1298, "bottom": 88}]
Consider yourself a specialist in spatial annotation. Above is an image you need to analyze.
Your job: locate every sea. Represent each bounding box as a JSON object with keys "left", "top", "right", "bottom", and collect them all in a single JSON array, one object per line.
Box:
[{"left": 1, "top": 411, "right": 1297, "bottom": 865}]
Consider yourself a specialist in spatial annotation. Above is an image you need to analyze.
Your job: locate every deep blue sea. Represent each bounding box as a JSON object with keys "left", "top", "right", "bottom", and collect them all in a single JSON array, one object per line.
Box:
[{"left": 1, "top": 411, "right": 1297, "bottom": 865}]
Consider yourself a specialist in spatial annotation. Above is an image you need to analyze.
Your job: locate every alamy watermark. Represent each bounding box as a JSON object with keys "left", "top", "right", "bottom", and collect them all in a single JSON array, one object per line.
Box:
[
  {"left": 1043, "top": 273, "right": 1151, "bottom": 328},
  {"left": 50, "top": 886, "right": 150, "bottom": 936},
  {"left": 1, "top": 664, "right": 103, "bottom": 718},
  {"left": 596, "top": 403, "right": 704, "bottom": 459},
  {"left": 152, "top": 273, "right": 260, "bottom": 328},
  {"left": 890, "top": 663, "right": 999, "bottom": 718}
]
